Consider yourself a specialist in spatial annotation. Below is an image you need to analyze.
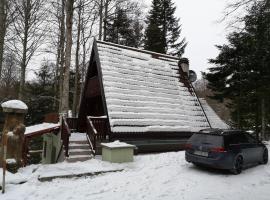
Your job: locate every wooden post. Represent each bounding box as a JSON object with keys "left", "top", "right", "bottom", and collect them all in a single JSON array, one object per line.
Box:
[
  {"left": 0, "top": 100, "right": 28, "bottom": 168},
  {"left": 2, "top": 134, "right": 7, "bottom": 193}
]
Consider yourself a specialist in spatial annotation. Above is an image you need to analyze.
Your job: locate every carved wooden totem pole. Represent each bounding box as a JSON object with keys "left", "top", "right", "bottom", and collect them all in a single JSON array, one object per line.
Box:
[{"left": 0, "top": 100, "right": 28, "bottom": 170}]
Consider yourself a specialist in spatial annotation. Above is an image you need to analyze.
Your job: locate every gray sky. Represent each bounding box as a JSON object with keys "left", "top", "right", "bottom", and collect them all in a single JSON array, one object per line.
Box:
[
  {"left": 177, "top": 0, "right": 228, "bottom": 77},
  {"left": 28, "top": 0, "right": 229, "bottom": 80},
  {"left": 147, "top": 0, "right": 228, "bottom": 77}
]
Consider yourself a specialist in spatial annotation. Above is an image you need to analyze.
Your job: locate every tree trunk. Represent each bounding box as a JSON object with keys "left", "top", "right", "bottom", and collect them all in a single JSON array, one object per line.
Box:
[
  {"left": 19, "top": 0, "right": 30, "bottom": 100},
  {"left": 99, "top": 0, "right": 103, "bottom": 40},
  {"left": 54, "top": 43, "right": 60, "bottom": 111},
  {"left": 81, "top": 20, "right": 86, "bottom": 86},
  {"left": 261, "top": 98, "right": 266, "bottom": 140},
  {"left": 72, "top": 0, "right": 82, "bottom": 117},
  {"left": 58, "top": 0, "right": 66, "bottom": 112},
  {"left": 0, "top": 0, "right": 7, "bottom": 78},
  {"left": 60, "top": 0, "right": 74, "bottom": 114},
  {"left": 103, "top": 0, "right": 108, "bottom": 41}
]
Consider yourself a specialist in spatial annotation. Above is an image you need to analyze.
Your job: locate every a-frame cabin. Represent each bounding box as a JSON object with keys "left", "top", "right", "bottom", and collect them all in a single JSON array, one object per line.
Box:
[{"left": 77, "top": 39, "right": 211, "bottom": 154}]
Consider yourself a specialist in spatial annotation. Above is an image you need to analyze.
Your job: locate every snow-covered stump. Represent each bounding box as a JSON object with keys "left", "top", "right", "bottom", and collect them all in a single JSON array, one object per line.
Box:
[{"left": 0, "top": 100, "right": 28, "bottom": 171}]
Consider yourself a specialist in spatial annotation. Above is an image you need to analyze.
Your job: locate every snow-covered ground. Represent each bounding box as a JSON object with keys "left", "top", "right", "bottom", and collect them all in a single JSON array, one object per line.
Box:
[{"left": 1, "top": 149, "right": 270, "bottom": 200}]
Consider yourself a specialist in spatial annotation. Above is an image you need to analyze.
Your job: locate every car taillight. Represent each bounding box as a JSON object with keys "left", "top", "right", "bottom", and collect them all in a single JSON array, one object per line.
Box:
[
  {"left": 210, "top": 147, "right": 226, "bottom": 153},
  {"left": 184, "top": 143, "right": 192, "bottom": 150}
]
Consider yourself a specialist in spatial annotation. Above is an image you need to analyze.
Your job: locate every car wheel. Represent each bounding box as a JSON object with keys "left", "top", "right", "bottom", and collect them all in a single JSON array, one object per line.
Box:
[
  {"left": 262, "top": 149, "right": 268, "bottom": 165},
  {"left": 231, "top": 156, "right": 243, "bottom": 175},
  {"left": 192, "top": 162, "right": 200, "bottom": 167}
]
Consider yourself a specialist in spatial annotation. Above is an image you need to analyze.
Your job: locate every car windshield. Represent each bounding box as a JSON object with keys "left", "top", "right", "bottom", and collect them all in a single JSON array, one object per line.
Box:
[{"left": 189, "top": 133, "right": 223, "bottom": 147}]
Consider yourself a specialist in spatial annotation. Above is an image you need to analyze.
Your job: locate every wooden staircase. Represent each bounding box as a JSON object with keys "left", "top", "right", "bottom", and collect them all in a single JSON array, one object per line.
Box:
[{"left": 66, "top": 133, "right": 93, "bottom": 162}]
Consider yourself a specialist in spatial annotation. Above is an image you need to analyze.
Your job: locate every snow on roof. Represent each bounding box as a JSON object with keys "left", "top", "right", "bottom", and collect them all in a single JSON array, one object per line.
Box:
[
  {"left": 199, "top": 98, "right": 230, "bottom": 129},
  {"left": 25, "top": 123, "right": 60, "bottom": 136},
  {"left": 96, "top": 41, "right": 210, "bottom": 133},
  {"left": 1, "top": 100, "right": 28, "bottom": 110}
]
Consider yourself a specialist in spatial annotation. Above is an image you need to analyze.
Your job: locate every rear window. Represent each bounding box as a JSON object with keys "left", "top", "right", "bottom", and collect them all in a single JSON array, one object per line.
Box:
[{"left": 188, "top": 133, "right": 223, "bottom": 147}]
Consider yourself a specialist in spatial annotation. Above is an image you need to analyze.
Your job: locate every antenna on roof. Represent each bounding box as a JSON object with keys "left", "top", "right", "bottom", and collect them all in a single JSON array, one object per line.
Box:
[{"left": 189, "top": 70, "right": 197, "bottom": 83}]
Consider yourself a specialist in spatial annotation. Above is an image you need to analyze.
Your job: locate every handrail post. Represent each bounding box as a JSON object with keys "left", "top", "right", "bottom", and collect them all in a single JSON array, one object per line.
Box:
[{"left": 2, "top": 134, "right": 8, "bottom": 193}]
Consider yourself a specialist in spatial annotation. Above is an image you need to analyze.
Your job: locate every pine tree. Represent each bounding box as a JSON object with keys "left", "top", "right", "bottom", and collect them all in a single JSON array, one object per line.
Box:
[
  {"left": 145, "top": 0, "right": 187, "bottom": 57},
  {"left": 106, "top": 6, "right": 143, "bottom": 48},
  {"left": 205, "top": 0, "right": 270, "bottom": 133}
]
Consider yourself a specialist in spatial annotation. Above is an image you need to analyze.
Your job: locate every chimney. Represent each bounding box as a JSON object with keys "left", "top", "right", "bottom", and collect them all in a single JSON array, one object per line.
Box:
[{"left": 179, "top": 58, "right": 189, "bottom": 77}]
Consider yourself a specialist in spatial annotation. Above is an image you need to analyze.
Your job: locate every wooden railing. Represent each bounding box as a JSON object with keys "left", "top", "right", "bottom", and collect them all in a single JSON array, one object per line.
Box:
[
  {"left": 61, "top": 117, "right": 71, "bottom": 157},
  {"left": 66, "top": 117, "right": 78, "bottom": 131},
  {"left": 86, "top": 116, "right": 108, "bottom": 155},
  {"left": 23, "top": 124, "right": 60, "bottom": 165}
]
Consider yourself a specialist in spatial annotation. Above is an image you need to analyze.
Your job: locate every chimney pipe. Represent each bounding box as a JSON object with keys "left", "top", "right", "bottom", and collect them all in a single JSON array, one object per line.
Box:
[{"left": 179, "top": 58, "right": 189, "bottom": 77}]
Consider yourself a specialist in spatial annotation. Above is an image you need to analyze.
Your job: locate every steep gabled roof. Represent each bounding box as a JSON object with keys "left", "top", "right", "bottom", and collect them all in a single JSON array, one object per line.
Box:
[
  {"left": 94, "top": 40, "right": 210, "bottom": 133},
  {"left": 199, "top": 98, "right": 230, "bottom": 129}
]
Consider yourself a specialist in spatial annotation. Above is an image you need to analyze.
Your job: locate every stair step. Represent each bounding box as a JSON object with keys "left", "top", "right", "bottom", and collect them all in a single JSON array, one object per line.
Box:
[
  {"left": 66, "top": 156, "right": 92, "bottom": 163},
  {"left": 69, "top": 140, "right": 89, "bottom": 145},
  {"left": 69, "top": 151, "right": 92, "bottom": 156},
  {"left": 69, "top": 145, "right": 90, "bottom": 150}
]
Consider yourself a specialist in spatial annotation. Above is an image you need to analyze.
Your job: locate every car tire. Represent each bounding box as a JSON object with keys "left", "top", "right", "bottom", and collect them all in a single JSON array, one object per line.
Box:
[
  {"left": 192, "top": 162, "right": 200, "bottom": 167},
  {"left": 262, "top": 149, "right": 268, "bottom": 165},
  {"left": 231, "top": 156, "right": 243, "bottom": 175}
]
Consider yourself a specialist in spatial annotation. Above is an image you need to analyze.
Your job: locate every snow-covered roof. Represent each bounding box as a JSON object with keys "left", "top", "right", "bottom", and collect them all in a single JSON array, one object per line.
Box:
[
  {"left": 25, "top": 123, "right": 60, "bottom": 136},
  {"left": 101, "top": 141, "right": 136, "bottom": 149},
  {"left": 1, "top": 100, "right": 28, "bottom": 111},
  {"left": 96, "top": 41, "right": 210, "bottom": 133},
  {"left": 199, "top": 98, "right": 230, "bottom": 129}
]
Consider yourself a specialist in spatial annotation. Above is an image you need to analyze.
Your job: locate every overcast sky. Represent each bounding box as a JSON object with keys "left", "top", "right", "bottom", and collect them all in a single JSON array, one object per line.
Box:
[
  {"left": 178, "top": 0, "right": 228, "bottom": 76},
  {"left": 147, "top": 0, "right": 229, "bottom": 77},
  {"left": 28, "top": 0, "right": 229, "bottom": 80}
]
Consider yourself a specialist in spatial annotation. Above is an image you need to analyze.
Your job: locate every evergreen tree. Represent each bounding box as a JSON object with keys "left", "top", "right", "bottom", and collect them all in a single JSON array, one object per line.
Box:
[
  {"left": 106, "top": 6, "right": 143, "bottom": 48},
  {"left": 205, "top": 0, "right": 270, "bottom": 134},
  {"left": 145, "top": 0, "right": 187, "bottom": 57},
  {"left": 25, "top": 60, "right": 56, "bottom": 125}
]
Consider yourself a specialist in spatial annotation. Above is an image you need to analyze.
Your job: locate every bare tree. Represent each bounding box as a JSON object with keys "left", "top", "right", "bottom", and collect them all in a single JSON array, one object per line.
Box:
[
  {"left": 80, "top": 1, "right": 98, "bottom": 84},
  {"left": 72, "top": 0, "right": 82, "bottom": 116},
  {"left": 60, "top": 0, "right": 74, "bottom": 113},
  {"left": 0, "top": 0, "right": 7, "bottom": 78},
  {"left": 7, "top": 0, "right": 47, "bottom": 100},
  {"left": 99, "top": 0, "right": 103, "bottom": 40},
  {"left": 222, "top": 0, "right": 261, "bottom": 28},
  {"left": 0, "top": 51, "right": 20, "bottom": 99}
]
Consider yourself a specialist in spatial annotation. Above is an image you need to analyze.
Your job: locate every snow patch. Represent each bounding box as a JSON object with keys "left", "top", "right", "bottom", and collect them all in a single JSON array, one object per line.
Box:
[
  {"left": 1, "top": 148, "right": 270, "bottom": 200},
  {"left": 101, "top": 140, "right": 135, "bottom": 148},
  {"left": 25, "top": 123, "right": 60, "bottom": 135}
]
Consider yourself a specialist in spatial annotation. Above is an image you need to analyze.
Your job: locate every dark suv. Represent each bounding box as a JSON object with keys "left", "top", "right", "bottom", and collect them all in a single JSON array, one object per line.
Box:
[{"left": 185, "top": 129, "right": 268, "bottom": 174}]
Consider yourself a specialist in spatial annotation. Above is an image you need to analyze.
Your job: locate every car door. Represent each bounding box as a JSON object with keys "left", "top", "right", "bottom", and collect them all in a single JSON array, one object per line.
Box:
[
  {"left": 236, "top": 133, "right": 254, "bottom": 165},
  {"left": 244, "top": 133, "right": 264, "bottom": 163},
  {"left": 227, "top": 134, "right": 250, "bottom": 164}
]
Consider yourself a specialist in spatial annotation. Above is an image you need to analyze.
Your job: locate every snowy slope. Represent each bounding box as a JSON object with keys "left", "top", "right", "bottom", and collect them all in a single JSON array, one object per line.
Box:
[
  {"left": 1, "top": 147, "right": 270, "bottom": 200},
  {"left": 97, "top": 41, "right": 210, "bottom": 133},
  {"left": 199, "top": 98, "right": 230, "bottom": 129}
]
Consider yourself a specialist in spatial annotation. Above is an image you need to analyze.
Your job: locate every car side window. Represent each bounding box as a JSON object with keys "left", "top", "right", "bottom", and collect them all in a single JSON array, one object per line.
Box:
[
  {"left": 244, "top": 133, "right": 258, "bottom": 144},
  {"left": 227, "top": 133, "right": 248, "bottom": 145},
  {"left": 237, "top": 134, "right": 249, "bottom": 143}
]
